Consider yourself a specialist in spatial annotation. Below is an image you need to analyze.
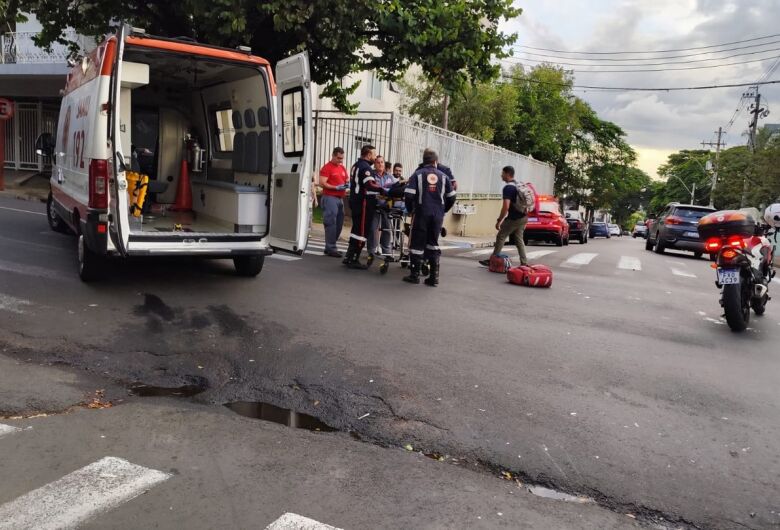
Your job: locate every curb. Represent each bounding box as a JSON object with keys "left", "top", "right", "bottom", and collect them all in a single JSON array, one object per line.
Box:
[{"left": 0, "top": 189, "right": 48, "bottom": 203}]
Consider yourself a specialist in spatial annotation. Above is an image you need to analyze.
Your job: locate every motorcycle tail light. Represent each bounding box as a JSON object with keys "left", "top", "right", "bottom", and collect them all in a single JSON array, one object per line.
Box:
[
  {"left": 721, "top": 249, "right": 737, "bottom": 260},
  {"left": 705, "top": 238, "right": 721, "bottom": 252},
  {"left": 726, "top": 236, "right": 745, "bottom": 248}
]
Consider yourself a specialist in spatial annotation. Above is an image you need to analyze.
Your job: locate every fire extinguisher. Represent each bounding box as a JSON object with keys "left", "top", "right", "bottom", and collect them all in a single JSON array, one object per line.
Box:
[{"left": 185, "top": 135, "right": 202, "bottom": 173}]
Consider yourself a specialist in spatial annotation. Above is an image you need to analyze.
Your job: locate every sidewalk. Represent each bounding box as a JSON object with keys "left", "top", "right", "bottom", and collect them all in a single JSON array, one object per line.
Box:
[
  {"left": 0, "top": 170, "right": 49, "bottom": 202},
  {"left": 309, "top": 222, "right": 494, "bottom": 250}
]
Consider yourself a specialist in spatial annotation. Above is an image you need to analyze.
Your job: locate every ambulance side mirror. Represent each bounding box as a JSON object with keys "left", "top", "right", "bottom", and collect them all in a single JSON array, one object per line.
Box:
[{"left": 35, "top": 133, "right": 55, "bottom": 158}]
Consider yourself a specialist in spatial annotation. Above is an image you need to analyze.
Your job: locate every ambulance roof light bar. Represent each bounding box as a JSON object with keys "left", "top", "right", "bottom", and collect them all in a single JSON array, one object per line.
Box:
[
  {"left": 236, "top": 45, "right": 252, "bottom": 54},
  {"left": 130, "top": 27, "right": 146, "bottom": 35}
]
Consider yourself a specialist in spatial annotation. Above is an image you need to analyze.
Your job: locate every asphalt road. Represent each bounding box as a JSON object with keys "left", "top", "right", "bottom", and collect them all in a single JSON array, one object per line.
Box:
[{"left": 1, "top": 195, "right": 779, "bottom": 529}]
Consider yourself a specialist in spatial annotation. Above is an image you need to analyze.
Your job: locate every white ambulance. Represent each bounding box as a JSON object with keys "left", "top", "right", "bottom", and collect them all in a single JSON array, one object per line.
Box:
[{"left": 37, "top": 26, "right": 311, "bottom": 281}]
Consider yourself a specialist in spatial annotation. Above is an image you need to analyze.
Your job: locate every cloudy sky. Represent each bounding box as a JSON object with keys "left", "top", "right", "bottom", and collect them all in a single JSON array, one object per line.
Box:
[{"left": 500, "top": 0, "right": 780, "bottom": 178}]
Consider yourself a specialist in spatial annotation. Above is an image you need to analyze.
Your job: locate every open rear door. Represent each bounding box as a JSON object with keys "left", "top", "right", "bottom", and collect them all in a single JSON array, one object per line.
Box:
[
  {"left": 270, "top": 52, "right": 312, "bottom": 254},
  {"left": 108, "top": 25, "right": 130, "bottom": 255}
]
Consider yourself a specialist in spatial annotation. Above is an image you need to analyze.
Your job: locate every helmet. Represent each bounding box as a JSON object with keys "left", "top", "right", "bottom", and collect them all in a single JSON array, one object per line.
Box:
[{"left": 764, "top": 203, "right": 780, "bottom": 228}]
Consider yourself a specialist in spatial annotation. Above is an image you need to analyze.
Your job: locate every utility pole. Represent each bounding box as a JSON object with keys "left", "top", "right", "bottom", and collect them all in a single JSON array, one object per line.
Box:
[
  {"left": 742, "top": 86, "right": 767, "bottom": 207},
  {"left": 442, "top": 93, "right": 450, "bottom": 131},
  {"left": 701, "top": 127, "right": 725, "bottom": 208}
]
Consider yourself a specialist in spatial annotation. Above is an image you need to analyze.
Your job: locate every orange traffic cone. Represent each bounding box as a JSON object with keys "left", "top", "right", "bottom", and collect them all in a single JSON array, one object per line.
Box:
[{"left": 170, "top": 159, "right": 192, "bottom": 211}]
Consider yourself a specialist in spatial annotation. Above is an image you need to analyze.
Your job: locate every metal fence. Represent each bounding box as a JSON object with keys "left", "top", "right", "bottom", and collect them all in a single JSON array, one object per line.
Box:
[
  {"left": 0, "top": 30, "right": 89, "bottom": 64},
  {"left": 3, "top": 101, "right": 58, "bottom": 171},
  {"left": 312, "top": 111, "right": 554, "bottom": 196}
]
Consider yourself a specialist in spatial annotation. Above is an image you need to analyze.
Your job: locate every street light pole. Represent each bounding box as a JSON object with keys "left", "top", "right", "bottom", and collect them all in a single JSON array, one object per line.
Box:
[{"left": 669, "top": 173, "right": 695, "bottom": 204}]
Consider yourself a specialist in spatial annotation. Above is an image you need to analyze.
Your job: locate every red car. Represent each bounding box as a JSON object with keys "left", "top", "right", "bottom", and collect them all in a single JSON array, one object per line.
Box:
[{"left": 523, "top": 195, "right": 570, "bottom": 246}]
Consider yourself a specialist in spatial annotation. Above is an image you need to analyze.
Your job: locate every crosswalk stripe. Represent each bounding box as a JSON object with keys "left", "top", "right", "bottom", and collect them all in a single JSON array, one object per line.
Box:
[
  {"left": 457, "top": 248, "right": 494, "bottom": 257},
  {"left": 618, "top": 256, "right": 642, "bottom": 271},
  {"left": 526, "top": 250, "right": 557, "bottom": 260},
  {"left": 266, "top": 513, "right": 341, "bottom": 530},
  {"left": 0, "top": 294, "right": 32, "bottom": 314},
  {"left": 671, "top": 268, "right": 697, "bottom": 278},
  {"left": 0, "top": 456, "right": 170, "bottom": 530},
  {"left": 269, "top": 254, "right": 302, "bottom": 261},
  {"left": 0, "top": 423, "right": 21, "bottom": 439},
  {"left": 561, "top": 252, "right": 598, "bottom": 268}
]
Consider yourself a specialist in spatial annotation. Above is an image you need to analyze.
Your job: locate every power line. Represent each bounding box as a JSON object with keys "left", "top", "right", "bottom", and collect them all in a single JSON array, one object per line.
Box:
[
  {"left": 506, "top": 46, "right": 780, "bottom": 68},
  {"left": 513, "top": 33, "right": 780, "bottom": 55},
  {"left": 501, "top": 54, "right": 780, "bottom": 73},
  {"left": 498, "top": 75, "right": 780, "bottom": 92},
  {"left": 515, "top": 40, "right": 780, "bottom": 64}
]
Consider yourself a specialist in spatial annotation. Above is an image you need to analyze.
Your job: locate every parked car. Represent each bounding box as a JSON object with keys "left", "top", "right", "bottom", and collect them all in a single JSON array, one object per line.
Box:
[
  {"left": 645, "top": 203, "right": 716, "bottom": 257},
  {"left": 589, "top": 222, "right": 610, "bottom": 238},
  {"left": 608, "top": 224, "right": 622, "bottom": 237},
  {"left": 564, "top": 211, "right": 588, "bottom": 244},
  {"left": 524, "top": 196, "right": 570, "bottom": 246},
  {"left": 632, "top": 223, "right": 648, "bottom": 238}
]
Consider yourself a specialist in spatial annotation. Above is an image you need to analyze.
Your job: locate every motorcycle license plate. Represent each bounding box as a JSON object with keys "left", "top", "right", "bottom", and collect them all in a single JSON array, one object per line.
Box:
[
  {"left": 684, "top": 231, "right": 699, "bottom": 238},
  {"left": 528, "top": 217, "right": 538, "bottom": 222},
  {"left": 718, "top": 269, "right": 740, "bottom": 285}
]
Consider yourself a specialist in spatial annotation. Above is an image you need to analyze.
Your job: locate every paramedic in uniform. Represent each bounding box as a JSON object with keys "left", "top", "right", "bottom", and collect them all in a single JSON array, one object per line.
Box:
[
  {"left": 344, "top": 145, "right": 383, "bottom": 269},
  {"left": 403, "top": 150, "right": 456, "bottom": 286}
]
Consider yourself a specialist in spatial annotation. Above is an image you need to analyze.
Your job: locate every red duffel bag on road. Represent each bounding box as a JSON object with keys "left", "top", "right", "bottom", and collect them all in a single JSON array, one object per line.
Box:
[
  {"left": 489, "top": 253, "right": 512, "bottom": 273},
  {"left": 507, "top": 265, "right": 553, "bottom": 287}
]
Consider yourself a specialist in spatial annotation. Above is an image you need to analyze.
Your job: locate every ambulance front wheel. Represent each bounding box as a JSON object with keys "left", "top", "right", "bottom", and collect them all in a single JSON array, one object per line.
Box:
[
  {"left": 233, "top": 255, "right": 265, "bottom": 277},
  {"left": 77, "top": 234, "right": 104, "bottom": 282}
]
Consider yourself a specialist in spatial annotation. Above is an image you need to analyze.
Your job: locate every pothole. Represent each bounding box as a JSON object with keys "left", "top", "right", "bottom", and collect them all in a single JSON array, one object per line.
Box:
[{"left": 225, "top": 401, "right": 336, "bottom": 432}]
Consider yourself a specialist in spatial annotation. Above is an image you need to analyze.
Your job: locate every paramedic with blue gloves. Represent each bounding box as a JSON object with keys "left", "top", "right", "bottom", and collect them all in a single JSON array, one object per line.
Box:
[
  {"left": 403, "top": 149, "right": 456, "bottom": 286},
  {"left": 344, "top": 145, "right": 384, "bottom": 269}
]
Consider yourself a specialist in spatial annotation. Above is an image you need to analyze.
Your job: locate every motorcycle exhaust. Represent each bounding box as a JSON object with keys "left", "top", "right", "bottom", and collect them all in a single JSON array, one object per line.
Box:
[{"left": 754, "top": 284, "right": 768, "bottom": 298}]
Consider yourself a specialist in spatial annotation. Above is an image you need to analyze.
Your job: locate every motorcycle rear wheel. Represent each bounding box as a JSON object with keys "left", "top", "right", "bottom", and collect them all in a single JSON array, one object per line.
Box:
[{"left": 723, "top": 282, "right": 751, "bottom": 332}]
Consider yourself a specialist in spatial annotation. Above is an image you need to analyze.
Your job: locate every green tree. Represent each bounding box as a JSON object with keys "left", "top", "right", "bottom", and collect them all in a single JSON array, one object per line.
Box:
[
  {"left": 400, "top": 75, "right": 519, "bottom": 142},
  {"left": 11, "top": 0, "right": 520, "bottom": 111},
  {"left": 657, "top": 150, "right": 713, "bottom": 206}
]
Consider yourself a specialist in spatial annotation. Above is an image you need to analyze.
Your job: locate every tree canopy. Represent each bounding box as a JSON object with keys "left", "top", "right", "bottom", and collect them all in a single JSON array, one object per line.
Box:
[{"left": 5, "top": 0, "right": 520, "bottom": 111}]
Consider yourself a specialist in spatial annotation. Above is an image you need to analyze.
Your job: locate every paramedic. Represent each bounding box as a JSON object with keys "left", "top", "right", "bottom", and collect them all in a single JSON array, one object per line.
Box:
[
  {"left": 479, "top": 166, "right": 528, "bottom": 268},
  {"left": 418, "top": 148, "right": 457, "bottom": 191},
  {"left": 403, "top": 150, "right": 456, "bottom": 286},
  {"left": 344, "top": 145, "right": 383, "bottom": 269},
  {"left": 318, "top": 147, "right": 348, "bottom": 257}
]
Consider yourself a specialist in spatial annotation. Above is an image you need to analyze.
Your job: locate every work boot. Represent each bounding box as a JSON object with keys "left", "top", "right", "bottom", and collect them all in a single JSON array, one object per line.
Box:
[
  {"left": 421, "top": 260, "right": 430, "bottom": 276},
  {"left": 403, "top": 258, "right": 421, "bottom": 284},
  {"left": 342, "top": 239, "right": 357, "bottom": 265},
  {"left": 424, "top": 259, "right": 440, "bottom": 287}
]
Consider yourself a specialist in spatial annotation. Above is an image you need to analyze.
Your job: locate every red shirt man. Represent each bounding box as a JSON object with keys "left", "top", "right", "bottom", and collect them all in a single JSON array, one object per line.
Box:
[
  {"left": 318, "top": 147, "right": 348, "bottom": 257},
  {"left": 320, "top": 150, "right": 348, "bottom": 198}
]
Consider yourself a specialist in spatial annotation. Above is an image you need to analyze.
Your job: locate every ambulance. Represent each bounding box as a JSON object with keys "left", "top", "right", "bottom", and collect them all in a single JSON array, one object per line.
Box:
[{"left": 37, "top": 26, "right": 311, "bottom": 281}]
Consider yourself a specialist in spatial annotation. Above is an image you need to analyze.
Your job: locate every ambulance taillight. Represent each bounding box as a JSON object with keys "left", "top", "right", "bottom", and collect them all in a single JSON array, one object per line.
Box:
[{"left": 88, "top": 159, "right": 108, "bottom": 209}]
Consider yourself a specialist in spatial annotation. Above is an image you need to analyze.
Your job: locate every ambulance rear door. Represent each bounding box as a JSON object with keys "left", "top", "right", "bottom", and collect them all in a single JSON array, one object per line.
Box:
[
  {"left": 108, "top": 24, "right": 131, "bottom": 255},
  {"left": 269, "top": 52, "right": 312, "bottom": 254}
]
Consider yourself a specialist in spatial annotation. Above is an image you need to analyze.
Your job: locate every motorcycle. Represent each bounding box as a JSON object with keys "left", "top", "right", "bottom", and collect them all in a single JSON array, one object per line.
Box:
[{"left": 699, "top": 207, "right": 777, "bottom": 332}]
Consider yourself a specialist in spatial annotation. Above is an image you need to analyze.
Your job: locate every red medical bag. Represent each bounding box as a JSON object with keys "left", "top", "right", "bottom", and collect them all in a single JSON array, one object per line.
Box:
[{"left": 507, "top": 265, "right": 553, "bottom": 287}]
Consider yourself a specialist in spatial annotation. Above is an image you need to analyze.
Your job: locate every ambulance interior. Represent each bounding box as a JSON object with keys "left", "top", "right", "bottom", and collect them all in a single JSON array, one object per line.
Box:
[{"left": 117, "top": 48, "right": 272, "bottom": 236}]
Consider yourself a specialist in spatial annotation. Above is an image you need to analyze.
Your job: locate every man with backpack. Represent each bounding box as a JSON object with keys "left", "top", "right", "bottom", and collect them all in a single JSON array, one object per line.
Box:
[{"left": 479, "top": 166, "right": 534, "bottom": 268}]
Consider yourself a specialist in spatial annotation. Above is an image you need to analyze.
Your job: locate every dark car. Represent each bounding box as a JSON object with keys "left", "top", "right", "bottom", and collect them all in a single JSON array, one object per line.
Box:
[
  {"left": 564, "top": 211, "right": 588, "bottom": 244},
  {"left": 589, "top": 222, "right": 610, "bottom": 238},
  {"left": 645, "top": 203, "right": 716, "bottom": 257}
]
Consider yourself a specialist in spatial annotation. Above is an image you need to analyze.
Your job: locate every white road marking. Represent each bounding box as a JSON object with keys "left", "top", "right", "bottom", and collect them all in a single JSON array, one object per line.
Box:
[
  {"left": 0, "top": 205, "right": 46, "bottom": 216},
  {"left": 0, "top": 259, "right": 68, "bottom": 281},
  {"left": 457, "top": 248, "right": 494, "bottom": 257},
  {"left": 526, "top": 250, "right": 557, "bottom": 260},
  {"left": 269, "top": 253, "right": 302, "bottom": 261},
  {"left": 0, "top": 423, "right": 21, "bottom": 439},
  {"left": 671, "top": 268, "right": 697, "bottom": 278},
  {"left": 561, "top": 253, "right": 598, "bottom": 268},
  {"left": 0, "top": 456, "right": 170, "bottom": 530},
  {"left": 617, "top": 256, "right": 642, "bottom": 271},
  {"left": 0, "top": 293, "right": 32, "bottom": 314},
  {"left": 266, "top": 513, "right": 341, "bottom": 530}
]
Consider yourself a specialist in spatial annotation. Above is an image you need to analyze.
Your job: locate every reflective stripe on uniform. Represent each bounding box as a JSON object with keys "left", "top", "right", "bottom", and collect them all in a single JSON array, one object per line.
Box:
[
  {"left": 410, "top": 249, "right": 424, "bottom": 255},
  {"left": 350, "top": 233, "right": 367, "bottom": 242},
  {"left": 446, "top": 191, "right": 457, "bottom": 198},
  {"left": 362, "top": 176, "right": 375, "bottom": 184},
  {"left": 426, "top": 245, "right": 440, "bottom": 250},
  {"left": 405, "top": 188, "right": 417, "bottom": 194},
  {"left": 417, "top": 173, "right": 424, "bottom": 204}
]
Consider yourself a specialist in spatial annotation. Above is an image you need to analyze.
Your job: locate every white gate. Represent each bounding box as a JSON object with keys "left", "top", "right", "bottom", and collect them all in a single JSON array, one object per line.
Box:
[{"left": 2, "top": 101, "right": 57, "bottom": 171}]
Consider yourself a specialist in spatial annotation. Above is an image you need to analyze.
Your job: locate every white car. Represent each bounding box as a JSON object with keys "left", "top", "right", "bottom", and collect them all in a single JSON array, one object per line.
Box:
[
  {"left": 608, "top": 224, "right": 622, "bottom": 237},
  {"left": 38, "top": 26, "right": 312, "bottom": 281}
]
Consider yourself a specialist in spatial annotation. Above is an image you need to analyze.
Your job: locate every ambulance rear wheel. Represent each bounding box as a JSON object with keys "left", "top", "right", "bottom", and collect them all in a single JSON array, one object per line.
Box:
[
  {"left": 233, "top": 255, "right": 265, "bottom": 277},
  {"left": 47, "top": 192, "right": 70, "bottom": 234},
  {"left": 77, "top": 234, "right": 103, "bottom": 282}
]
